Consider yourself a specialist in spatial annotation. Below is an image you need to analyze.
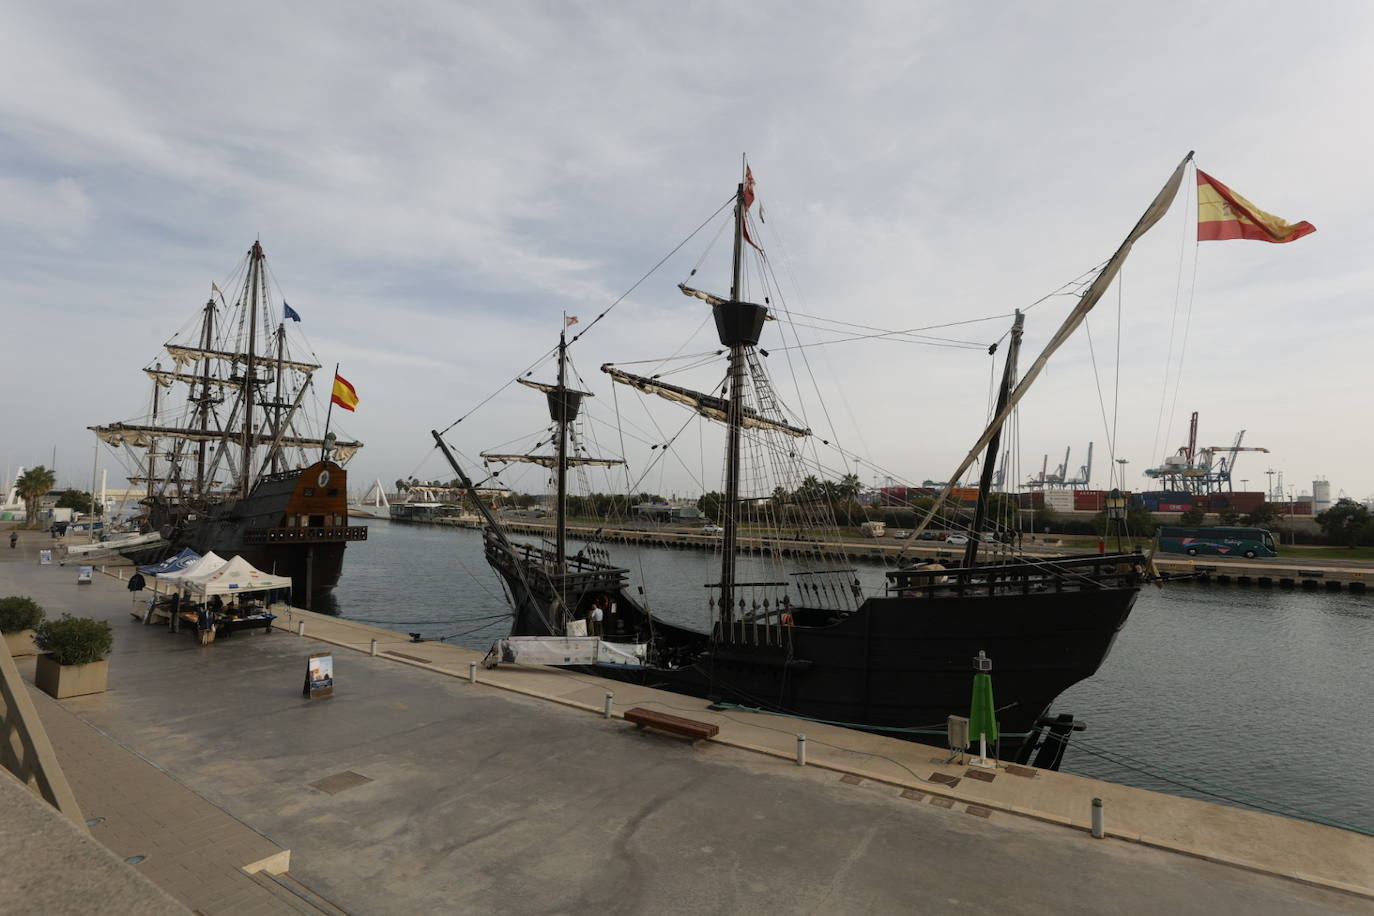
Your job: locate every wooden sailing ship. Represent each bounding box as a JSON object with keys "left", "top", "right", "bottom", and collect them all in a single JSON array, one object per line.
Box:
[
  {"left": 91, "top": 241, "right": 366, "bottom": 607},
  {"left": 437, "top": 157, "right": 1197, "bottom": 766}
]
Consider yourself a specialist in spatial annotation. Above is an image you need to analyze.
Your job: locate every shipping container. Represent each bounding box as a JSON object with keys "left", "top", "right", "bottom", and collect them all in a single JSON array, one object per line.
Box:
[{"left": 1159, "top": 502, "right": 1192, "bottom": 512}]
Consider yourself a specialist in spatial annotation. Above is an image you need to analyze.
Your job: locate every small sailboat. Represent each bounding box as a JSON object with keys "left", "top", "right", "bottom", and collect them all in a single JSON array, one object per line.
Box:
[{"left": 437, "top": 155, "right": 1196, "bottom": 766}]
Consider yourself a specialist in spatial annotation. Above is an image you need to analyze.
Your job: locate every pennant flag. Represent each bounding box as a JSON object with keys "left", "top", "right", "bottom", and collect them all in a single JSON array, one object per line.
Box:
[
  {"left": 742, "top": 166, "right": 763, "bottom": 252},
  {"left": 211, "top": 282, "right": 223, "bottom": 294},
  {"left": 1197, "top": 170, "right": 1315, "bottom": 243},
  {"left": 565, "top": 315, "right": 579, "bottom": 327},
  {"left": 284, "top": 302, "right": 302, "bottom": 322},
  {"left": 331, "top": 374, "right": 359, "bottom": 412}
]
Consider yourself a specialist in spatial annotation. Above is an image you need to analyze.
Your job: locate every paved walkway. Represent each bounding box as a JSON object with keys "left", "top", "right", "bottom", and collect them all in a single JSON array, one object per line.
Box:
[{"left": 2, "top": 552, "right": 1371, "bottom": 913}]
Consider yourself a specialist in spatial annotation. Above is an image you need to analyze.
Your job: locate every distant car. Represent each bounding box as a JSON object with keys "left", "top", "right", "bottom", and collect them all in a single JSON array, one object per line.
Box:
[
  {"left": 944, "top": 534, "right": 970, "bottom": 545},
  {"left": 892, "top": 530, "right": 912, "bottom": 539},
  {"left": 701, "top": 525, "right": 724, "bottom": 534},
  {"left": 917, "top": 532, "right": 941, "bottom": 541}
]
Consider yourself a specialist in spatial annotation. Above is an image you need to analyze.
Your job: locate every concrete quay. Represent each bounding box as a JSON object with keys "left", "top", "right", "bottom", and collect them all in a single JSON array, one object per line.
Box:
[{"left": 2, "top": 552, "right": 1372, "bottom": 914}]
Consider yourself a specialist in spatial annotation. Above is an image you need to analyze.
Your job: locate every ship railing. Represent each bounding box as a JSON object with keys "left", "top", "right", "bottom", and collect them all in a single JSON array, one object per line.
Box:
[
  {"left": 243, "top": 526, "right": 369, "bottom": 545},
  {"left": 887, "top": 552, "right": 1142, "bottom": 598}
]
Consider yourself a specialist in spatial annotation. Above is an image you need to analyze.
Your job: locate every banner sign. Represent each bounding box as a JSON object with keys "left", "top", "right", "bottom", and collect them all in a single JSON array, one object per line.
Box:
[
  {"left": 304, "top": 652, "right": 334, "bottom": 699},
  {"left": 39, "top": 550, "right": 52, "bottom": 565}
]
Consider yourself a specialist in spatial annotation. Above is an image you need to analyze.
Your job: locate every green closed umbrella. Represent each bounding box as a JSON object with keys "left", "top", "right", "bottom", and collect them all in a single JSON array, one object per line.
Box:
[{"left": 969, "top": 650, "right": 998, "bottom": 765}]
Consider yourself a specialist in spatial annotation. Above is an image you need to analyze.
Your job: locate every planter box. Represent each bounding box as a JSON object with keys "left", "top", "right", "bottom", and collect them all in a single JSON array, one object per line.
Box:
[
  {"left": 34, "top": 655, "right": 108, "bottom": 699},
  {"left": 3, "top": 629, "right": 37, "bottom": 657}
]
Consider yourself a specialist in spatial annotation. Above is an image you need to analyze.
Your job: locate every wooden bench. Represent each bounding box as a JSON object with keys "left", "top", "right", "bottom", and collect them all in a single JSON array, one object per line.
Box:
[{"left": 623, "top": 707, "right": 719, "bottom": 742}]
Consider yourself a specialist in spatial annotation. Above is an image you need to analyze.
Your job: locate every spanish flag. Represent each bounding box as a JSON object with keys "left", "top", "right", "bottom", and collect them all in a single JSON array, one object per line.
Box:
[
  {"left": 1197, "top": 170, "right": 1315, "bottom": 243},
  {"left": 331, "top": 373, "right": 359, "bottom": 412}
]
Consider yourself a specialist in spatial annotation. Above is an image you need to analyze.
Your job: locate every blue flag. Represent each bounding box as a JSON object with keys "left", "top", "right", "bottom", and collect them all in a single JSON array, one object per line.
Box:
[{"left": 283, "top": 302, "right": 302, "bottom": 322}]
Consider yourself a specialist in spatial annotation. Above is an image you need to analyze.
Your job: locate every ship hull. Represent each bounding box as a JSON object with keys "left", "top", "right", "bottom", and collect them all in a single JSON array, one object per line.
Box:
[
  {"left": 488, "top": 538, "right": 1138, "bottom": 766},
  {"left": 125, "top": 461, "right": 365, "bottom": 607}
]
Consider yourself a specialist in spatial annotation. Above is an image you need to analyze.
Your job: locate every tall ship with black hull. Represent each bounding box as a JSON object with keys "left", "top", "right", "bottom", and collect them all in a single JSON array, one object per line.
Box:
[
  {"left": 437, "top": 157, "right": 1195, "bottom": 767},
  {"left": 92, "top": 241, "right": 366, "bottom": 608}
]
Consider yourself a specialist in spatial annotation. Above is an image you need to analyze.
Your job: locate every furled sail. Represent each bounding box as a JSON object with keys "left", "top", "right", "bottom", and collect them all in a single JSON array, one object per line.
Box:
[
  {"left": 912, "top": 152, "right": 1194, "bottom": 537},
  {"left": 480, "top": 453, "right": 623, "bottom": 468},
  {"left": 602, "top": 366, "right": 810, "bottom": 438},
  {"left": 143, "top": 368, "right": 241, "bottom": 389},
  {"left": 165, "top": 345, "right": 321, "bottom": 374},
  {"left": 90, "top": 422, "right": 361, "bottom": 458}
]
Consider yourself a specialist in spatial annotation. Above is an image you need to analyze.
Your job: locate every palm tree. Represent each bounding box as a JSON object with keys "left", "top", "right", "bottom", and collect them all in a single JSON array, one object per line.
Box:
[{"left": 17, "top": 466, "right": 56, "bottom": 527}]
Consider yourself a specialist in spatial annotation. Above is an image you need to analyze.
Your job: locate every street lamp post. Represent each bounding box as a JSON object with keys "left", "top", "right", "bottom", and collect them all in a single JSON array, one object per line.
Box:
[{"left": 1107, "top": 488, "right": 1128, "bottom": 552}]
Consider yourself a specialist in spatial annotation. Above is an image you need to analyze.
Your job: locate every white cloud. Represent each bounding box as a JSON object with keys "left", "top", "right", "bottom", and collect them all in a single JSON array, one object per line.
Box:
[{"left": 1, "top": 1, "right": 1370, "bottom": 500}]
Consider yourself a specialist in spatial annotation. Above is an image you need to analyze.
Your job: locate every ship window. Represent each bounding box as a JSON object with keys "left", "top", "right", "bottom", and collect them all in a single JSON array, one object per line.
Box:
[
  {"left": 286, "top": 516, "right": 297, "bottom": 527},
  {"left": 333, "top": 514, "right": 343, "bottom": 526},
  {"left": 310, "top": 515, "right": 325, "bottom": 527},
  {"left": 328, "top": 488, "right": 339, "bottom": 496}
]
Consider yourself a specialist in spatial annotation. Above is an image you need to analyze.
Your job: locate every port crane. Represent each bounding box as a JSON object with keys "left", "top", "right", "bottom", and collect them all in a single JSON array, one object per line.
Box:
[{"left": 1143, "top": 412, "right": 1268, "bottom": 494}]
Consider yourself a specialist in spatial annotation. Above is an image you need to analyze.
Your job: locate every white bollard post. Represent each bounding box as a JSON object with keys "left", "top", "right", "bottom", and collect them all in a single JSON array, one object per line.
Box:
[
  {"left": 1091, "top": 797, "right": 1104, "bottom": 838},
  {"left": 796, "top": 734, "right": 807, "bottom": 766},
  {"left": 369, "top": 639, "right": 378, "bottom": 657},
  {"left": 469, "top": 662, "right": 478, "bottom": 684},
  {"left": 297, "top": 621, "right": 305, "bottom": 637},
  {"left": 604, "top": 692, "right": 614, "bottom": 719}
]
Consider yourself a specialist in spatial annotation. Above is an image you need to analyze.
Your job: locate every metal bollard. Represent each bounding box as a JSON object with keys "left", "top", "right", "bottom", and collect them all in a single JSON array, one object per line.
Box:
[
  {"left": 469, "top": 662, "right": 478, "bottom": 684},
  {"left": 796, "top": 734, "right": 807, "bottom": 766},
  {"left": 369, "top": 639, "right": 378, "bottom": 657},
  {"left": 604, "top": 692, "right": 614, "bottom": 719},
  {"left": 1091, "top": 797, "right": 1104, "bottom": 838},
  {"left": 297, "top": 621, "right": 305, "bottom": 637}
]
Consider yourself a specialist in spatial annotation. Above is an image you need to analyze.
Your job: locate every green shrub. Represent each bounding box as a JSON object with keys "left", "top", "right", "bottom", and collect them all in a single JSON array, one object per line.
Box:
[
  {"left": 0, "top": 596, "right": 44, "bottom": 633},
  {"left": 35, "top": 615, "right": 112, "bottom": 666}
]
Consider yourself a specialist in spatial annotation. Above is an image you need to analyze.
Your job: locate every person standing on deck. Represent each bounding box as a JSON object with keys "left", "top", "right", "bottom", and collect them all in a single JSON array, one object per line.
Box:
[
  {"left": 9, "top": 531, "right": 16, "bottom": 549},
  {"left": 589, "top": 595, "right": 606, "bottom": 637}
]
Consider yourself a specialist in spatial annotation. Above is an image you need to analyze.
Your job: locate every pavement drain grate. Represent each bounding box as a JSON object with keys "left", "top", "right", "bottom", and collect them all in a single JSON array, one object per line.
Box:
[
  {"left": 384, "top": 651, "right": 432, "bottom": 664},
  {"left": 1005, "top": 764, "right": 1037, "bottom": 778},
  {"left": 963, "top": 769, "right": 996, "bottom": 783},
  {"left": 965, "top": 805, "right": 992, "bottom": 818},
  {"left": 900, "top": 788, "right": 926, "bottom": 802},
  {"left": 839, "top": 774, "right": 863, "bottom": 785},
  {"left": 310, "top": 770, "right": 374, "bottom": 795},
  {"left": 928, "top": 773, "right": 961, "bottom": 788},
  {"left": 929, "top": 796, "right": 955, "bottom": 809}
]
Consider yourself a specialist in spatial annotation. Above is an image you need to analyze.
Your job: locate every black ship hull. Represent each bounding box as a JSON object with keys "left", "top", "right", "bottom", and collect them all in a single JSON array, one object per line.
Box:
[
  {"left": 123, "top": 462, "right": 366, "bottom": 607},
  {"left": 488, "top": 536, "right": 1138, "bottom": 766}
]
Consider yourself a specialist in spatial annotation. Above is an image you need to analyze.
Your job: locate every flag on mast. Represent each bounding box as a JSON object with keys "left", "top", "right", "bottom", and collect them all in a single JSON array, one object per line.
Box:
[
  {"left": 742, "top": 166, "right": 763, "bottom": 252},
  {"left": 331, "top": 373, "right": 359, "bottom": 412},
  {"left": 565, "top": 315, "right": 579, "bottom": 327},
  {"left": 284, "top": 302, "right": 302, "bottom": 322},
  {"left": 1196, "top": 170, "right": 1315, "bottom": 243}
]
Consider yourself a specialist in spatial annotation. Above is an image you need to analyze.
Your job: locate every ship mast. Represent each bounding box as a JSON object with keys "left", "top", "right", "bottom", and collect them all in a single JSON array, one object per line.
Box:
[
  {"left": 193, "top": 296, "right": 216, "bottom": 498},
  {"left": 717, "top": 175, "right": 753, "bottom": 625},
  {"left": 554, "top": 328, "right": 570, "bottom": 573},
  {"left": 270, "top": 321, "right": 287, "bottom": 475},
  {"left": 964, "top": 310, "right": 1023, "bottom": 568},
  {"left": 147, "top": 361, "right": 161, "bottom": 502},
  {"left": 239, "top": 241, "right": 263, "bottom": 497}
]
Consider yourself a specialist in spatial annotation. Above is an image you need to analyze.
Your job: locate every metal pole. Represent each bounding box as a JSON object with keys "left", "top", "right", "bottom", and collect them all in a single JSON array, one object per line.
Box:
[
  {"left": 603, "top": 692, "right": 614, "bottom": 719},
  {"left": 369, "top": 639, "right": 378, "bottom": 657},
  {"left": 296, "top": 621, "right": 305, "bottom": 637},
  {"left": 1091, "top": 797, "right": 1104, "bottom": 838},
  {"left": 796, "top": 734, "right": 807, "bottom": 766},
  {"left": 468, "top": 662, "right": 478, "bottom": 684}
]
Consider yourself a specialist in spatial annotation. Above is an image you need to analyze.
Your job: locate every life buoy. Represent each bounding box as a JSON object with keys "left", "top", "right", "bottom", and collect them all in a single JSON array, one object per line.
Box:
[{"left": 780, "top": 612, "right": 794, "bottom": 626}]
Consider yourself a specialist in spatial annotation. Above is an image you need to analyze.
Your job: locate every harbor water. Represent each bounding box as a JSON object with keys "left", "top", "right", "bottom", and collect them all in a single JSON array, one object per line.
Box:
[{"left": 336, "top": 519, "right": 1374, "bottom": 834}]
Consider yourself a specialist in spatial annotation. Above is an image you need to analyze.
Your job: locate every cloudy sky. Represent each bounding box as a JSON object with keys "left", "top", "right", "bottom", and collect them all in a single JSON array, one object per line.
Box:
[{"left": 3, "top": 1, "right": 1370, "bottom": 503}]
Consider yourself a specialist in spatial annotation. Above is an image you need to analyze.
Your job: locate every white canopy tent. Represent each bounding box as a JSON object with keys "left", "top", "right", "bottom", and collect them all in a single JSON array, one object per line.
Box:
[
  {"left": 155, "top": 551, "right": 227, "bottom": 584},
  {"left": 180, "top": 554, "right": 293, "bottom": 597}
]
